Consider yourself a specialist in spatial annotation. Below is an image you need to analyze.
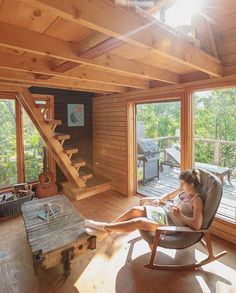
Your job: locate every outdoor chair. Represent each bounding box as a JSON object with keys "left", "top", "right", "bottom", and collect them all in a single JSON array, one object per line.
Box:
[
  {"left": 139, "top": 169, "right": 227, "bottom": 270},
  {"left": 162, "top": 147, "right": 231, "bottom": 184}
]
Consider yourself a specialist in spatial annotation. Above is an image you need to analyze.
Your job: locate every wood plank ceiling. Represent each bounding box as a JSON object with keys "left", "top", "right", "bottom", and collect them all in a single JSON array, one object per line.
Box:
[{"left": 0, "top": 0, "right": 235, "bottom": 94}]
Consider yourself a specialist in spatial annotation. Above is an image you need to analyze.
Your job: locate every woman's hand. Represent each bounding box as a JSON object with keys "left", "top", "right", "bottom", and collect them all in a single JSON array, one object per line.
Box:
[
  {"left": 171, "top": 206, "right": 181, "bottom": 217},
  {"left": 140, "top": 198, "right": 163, "bottom": 206}
]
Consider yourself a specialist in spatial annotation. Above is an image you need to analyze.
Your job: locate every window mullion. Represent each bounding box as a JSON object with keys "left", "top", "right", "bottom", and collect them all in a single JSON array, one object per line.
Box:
[{"left": 15, "top": 99, "right": 25, "bottom": 183}]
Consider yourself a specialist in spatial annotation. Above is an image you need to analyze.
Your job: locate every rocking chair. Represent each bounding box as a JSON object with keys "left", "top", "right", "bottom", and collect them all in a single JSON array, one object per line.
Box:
[{"left": 139, "top": 169, "right": 227, "bottom": 270}]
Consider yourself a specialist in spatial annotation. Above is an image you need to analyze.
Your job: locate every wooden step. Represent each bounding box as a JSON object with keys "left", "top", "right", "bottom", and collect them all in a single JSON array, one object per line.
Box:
[
  {"left": 72, "top": 160, "right": 86, "bottom": 169},
  {"left": 80, "top": 173, "right": 93, "bottom": 183},
  {"left": 61, "top": 178, "right": 112, "bottom": 201},
  {"left": 54, "top": 133, "right": 71, "bottom": 140},
  {"left": 45, "top": 119, "right": 62, "bottom": 126},
  {"left": 35, "top": 103, "right": 47, "bottom": 109},
  {"left": 64, "top": 148, "right": 78, "bottom": 155}
]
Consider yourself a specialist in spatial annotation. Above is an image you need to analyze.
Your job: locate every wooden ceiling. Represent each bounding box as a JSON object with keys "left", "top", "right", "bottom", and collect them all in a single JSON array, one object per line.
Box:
[{"left": 0, "top": 0, "right": 236, "bottom": 94}]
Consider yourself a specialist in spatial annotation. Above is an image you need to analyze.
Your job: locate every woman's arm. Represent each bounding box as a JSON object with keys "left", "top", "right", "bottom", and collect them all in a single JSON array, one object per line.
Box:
[
  {"left": 171, "top": 197, "right": 203, "bottom": 229},
  {"left": 161, "top": 187, "right": 182, "bottom": 202},
  {"left": 140, "top": 187, "right": 182, "bottom": 206}
]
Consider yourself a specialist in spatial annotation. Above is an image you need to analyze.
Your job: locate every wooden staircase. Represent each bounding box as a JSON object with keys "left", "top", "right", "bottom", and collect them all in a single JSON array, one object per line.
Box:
[{"left": 16, "top": 89, "right": 109, "bottom": 200}]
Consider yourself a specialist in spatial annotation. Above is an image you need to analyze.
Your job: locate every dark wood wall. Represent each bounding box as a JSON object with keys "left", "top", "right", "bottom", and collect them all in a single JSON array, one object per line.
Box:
[{"left": 29, "top": 87, "right": 94, "bottom": 185}]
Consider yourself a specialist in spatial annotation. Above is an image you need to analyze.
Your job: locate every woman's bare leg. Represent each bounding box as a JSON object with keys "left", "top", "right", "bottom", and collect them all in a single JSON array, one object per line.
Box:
[
  {"left": 84, "top": 206, "right": 146, "bottom": 229},
  {"left": 112, "top": 206, "right": 146, "bottom": 223},
  {"left": 105, "top": 217, "right": 158, "bottom": 233}
]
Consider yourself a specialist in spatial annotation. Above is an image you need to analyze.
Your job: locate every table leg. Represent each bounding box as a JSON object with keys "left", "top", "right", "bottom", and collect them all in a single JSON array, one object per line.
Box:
[{"left": 61, "top": 247, "right": 74, "bottom": 277}]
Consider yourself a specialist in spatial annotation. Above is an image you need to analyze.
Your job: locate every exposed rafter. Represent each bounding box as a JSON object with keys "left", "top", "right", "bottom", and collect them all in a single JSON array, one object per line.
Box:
[
  {"left": 0, "top": 68, "right": 128, "bottom": 93},
  {"left": 21, "top": 0, "right": 222, "bottom": 76},
  {"left": 0, "top": 22, "right": 179, "bottom": 84},
  {"left": 0, "top": 52, "right": 149, "bottom": 89}
]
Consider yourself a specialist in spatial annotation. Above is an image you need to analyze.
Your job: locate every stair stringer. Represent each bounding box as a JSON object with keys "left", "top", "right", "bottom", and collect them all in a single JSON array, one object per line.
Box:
[{"left": 16, "top": 89, "right": 86, "bottom": 188}]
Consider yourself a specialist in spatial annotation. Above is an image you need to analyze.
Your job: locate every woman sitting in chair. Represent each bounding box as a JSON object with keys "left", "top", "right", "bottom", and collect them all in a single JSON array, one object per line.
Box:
[{"left": 84, "top": 169, "right": 203, "bottom": 238}]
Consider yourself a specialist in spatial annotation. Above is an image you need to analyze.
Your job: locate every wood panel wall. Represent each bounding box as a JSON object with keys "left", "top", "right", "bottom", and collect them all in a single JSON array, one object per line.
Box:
[
  {"left": 93, "top": 95, "right": 128, "bottom": 195},
  {"left": 214, "top": 12, "right": 236, "bottom": 75},
  {"left": 29, "top": 87, "right": 94, "bottom": 186},
  {"left": 93, "top": 78, "right": 236, "bottom": 244}
]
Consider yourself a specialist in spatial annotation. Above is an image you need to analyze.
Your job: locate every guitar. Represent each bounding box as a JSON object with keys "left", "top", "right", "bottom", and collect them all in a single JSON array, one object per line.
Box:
[{"left": 36, "top": 146, "right": 57, "bottom": 198}]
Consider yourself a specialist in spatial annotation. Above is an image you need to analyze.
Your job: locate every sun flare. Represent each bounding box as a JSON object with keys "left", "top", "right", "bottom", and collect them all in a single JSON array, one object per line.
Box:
[{"left": 165, "top": 0, "right": 203, "bottom": 28}]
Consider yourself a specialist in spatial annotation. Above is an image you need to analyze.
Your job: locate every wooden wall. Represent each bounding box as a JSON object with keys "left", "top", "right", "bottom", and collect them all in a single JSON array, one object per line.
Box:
[
  {"left": 93, "top": 95, "right": 128, "bottom": 195},
  {"left": 214, "top": 13, "right": 236, "bottom": 75},
  {"left": 29, "top": 87, "right": 94, "bottom": 185}
]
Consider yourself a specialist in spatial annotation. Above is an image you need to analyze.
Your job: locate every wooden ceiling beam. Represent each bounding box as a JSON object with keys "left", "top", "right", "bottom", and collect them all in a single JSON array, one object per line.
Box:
[
  {"left": 0, "top": 22, "right": 179, "bottom": 84},
  {"left": 146, "top": 0, "right": 172, "bottom": 14},
  {"left": 0, "top": 68, "right": 127, "bottom": 93},
  {"left": 78, "top": 37, "right": 125, "bottom": 59},
  {"left": 0, "top": 52, "right": 149, "bottom": 89},
  {"left": 23, "top": 0, "right": 222, "bottom": 76}
]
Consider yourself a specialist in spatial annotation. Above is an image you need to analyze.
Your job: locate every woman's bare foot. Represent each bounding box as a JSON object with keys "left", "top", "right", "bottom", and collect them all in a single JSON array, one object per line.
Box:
[
  {"left": 85, "top": 227, "right": 108, "bottom": 241},
  {"left": 84, "top": 219, "right": 106, "bottom": 231}
]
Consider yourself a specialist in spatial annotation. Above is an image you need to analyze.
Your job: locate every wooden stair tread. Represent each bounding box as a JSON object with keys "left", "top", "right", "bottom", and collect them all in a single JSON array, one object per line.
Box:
[
  {"left": 61, "top": 177, "right": 112, "bottom": 200},
  {"left": 72, "top": 160, "right": 86, "bottom": 168},
  {"left": 64, "top": 147, "right": 78, "bottom": 154},
  {"left": 80, "top": 173, "right": 93, "bottom": 180},
  {"left": 35, "top": 103, "right": 47, "bottom": 109},
  {"left": 45, "top": 119, "right": 62, "bottom": 125},
  {"left": 54, "top": 133, "right": 71, "bottom": 140}
]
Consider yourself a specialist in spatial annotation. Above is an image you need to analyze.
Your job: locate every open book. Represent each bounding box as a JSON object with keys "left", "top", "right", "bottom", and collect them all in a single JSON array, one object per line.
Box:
[{"left": 146, "top": 206, "right": 169, "bottom": 225}]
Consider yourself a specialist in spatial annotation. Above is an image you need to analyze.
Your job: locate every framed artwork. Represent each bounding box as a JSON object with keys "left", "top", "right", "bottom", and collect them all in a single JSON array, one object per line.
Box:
[{"left": 67, "top": 104, "right": 84, "bottom": 127}]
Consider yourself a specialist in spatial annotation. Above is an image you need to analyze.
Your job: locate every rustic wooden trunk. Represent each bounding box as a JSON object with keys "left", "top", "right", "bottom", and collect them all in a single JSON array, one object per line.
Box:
[{"left": 21, "top": 195, "right": 96, "bottom": 276}]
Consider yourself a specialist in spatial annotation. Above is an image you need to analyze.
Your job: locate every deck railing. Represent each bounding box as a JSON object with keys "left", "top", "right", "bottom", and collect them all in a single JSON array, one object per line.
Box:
[{"left": 152, "top": 136, "right": 236, "bottom": 168}]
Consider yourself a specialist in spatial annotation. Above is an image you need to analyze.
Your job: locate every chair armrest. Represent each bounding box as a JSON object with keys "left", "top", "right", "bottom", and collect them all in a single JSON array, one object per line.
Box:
[{"left": 156, "top": 226, "right": 208, "bottom": 233}]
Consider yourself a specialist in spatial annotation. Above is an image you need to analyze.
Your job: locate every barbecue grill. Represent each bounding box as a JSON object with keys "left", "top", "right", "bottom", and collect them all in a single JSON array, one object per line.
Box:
[{"left": 137, "top": 138, "right": 159, "bottom": 184}]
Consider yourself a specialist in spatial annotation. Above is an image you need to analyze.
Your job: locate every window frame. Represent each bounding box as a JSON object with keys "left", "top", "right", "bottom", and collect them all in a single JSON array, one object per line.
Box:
[{"left": 0, "top": 92, "right": 55, "bottom": 191}]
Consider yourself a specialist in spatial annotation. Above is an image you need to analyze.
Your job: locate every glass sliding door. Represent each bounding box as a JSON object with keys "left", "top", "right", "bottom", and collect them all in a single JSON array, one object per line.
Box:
[
  {"left": 193, "top": 88, "right": 236, "bottom": 223},
  {"left": 136, "top": 101, "right": 181, "bottom": 197}
]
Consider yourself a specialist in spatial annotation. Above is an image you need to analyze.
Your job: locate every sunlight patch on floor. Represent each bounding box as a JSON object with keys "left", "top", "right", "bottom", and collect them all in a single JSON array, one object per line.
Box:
[
  {"left": 195, "top": 276, "right": 211, "bottom": 293},
  {"left": 74, "top": 233, "right": 136, "bottom": 292}
]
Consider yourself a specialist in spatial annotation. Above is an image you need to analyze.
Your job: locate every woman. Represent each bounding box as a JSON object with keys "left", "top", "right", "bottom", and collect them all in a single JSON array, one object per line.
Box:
[{"left": 84, "top": 169, "right": 203, "bottom": 239}]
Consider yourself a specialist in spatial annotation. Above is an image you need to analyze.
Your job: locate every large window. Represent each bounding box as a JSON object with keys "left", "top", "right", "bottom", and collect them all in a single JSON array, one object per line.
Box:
[
  {"left": 0, "top": 95, "right": 53, "bottom": 190},
  {"left": 0, "top": 99, "right": 17, "bottom": 187},
  {"left": 193, "top": 88, "right": 236, "bottom": 223},
  {"left": 23, "top": 108, "right": 44, "bottom": 182}
]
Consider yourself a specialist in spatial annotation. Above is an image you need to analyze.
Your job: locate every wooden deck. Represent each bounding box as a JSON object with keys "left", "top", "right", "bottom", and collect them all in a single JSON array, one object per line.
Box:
[{"left": 137, "top": 167, "right": 236, "bottom": 223}]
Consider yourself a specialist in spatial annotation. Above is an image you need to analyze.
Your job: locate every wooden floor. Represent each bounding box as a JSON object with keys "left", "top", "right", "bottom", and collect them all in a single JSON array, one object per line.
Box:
[
  {"left": 138, "top": 167, "right": 236, "bottom": 223},
  {"left": 0, "top": 190, "right": 236, "bottom": 293}
]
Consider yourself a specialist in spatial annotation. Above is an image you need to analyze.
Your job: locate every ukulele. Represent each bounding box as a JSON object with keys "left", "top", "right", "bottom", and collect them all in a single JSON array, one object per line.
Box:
[{"left": 36, "top": 146, "right": 57, "bottom": 198}]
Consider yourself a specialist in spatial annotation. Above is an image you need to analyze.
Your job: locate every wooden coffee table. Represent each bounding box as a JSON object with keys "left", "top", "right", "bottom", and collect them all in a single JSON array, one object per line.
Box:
[{"left": 21, "top": 195, "right": 96, "bottom": 277}]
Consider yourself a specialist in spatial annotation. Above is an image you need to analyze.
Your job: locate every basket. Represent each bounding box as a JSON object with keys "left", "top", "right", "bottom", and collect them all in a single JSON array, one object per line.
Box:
[{"left": 0, "top": 192, "right": 34, "bottom": 217}]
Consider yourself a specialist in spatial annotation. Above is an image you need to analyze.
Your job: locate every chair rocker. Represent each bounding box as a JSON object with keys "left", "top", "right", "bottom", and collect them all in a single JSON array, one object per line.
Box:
[{"left": 139, "top": 169, "right": 227, "bottom": 271}]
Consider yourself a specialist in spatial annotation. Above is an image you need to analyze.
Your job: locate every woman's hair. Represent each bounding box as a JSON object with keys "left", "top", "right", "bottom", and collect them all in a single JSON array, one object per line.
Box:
[{"left": 179, "top": 168, "right": 201, "bottom": 189}]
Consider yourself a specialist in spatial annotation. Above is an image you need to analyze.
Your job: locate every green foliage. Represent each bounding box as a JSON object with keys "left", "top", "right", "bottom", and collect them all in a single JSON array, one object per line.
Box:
[
  {"left": 194, "top": 89, "right": 236, "bottom": 167},
  {"left": 137, "top": 102, "right": 181, "bottom": 153},
  {"left": 0, "top": 99, "right": 43, "bottom": 188},
  {"left": 137, "top": 89, "right": 236, "bottom": 169}
]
